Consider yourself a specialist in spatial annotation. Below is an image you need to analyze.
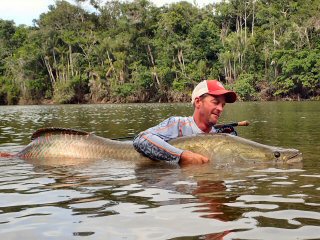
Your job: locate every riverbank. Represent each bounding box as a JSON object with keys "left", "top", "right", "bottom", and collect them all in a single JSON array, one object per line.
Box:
[
  {"left": 1, "top": 1, "right": 319, "bottom": 106},
  {"left": 10, "top": 94, "right": 319, "bottom": 106}
]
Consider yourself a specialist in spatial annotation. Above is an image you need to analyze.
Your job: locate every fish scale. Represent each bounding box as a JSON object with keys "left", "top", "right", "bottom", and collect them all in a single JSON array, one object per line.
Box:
[{"left": 17, "top": 128, "right": 302, "bottom": 164}]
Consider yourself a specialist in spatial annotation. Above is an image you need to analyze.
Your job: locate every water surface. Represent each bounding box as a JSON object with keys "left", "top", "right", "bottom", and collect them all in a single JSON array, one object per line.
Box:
[{"left": 0, "top": 102, "right": 319, "bottom": 239}]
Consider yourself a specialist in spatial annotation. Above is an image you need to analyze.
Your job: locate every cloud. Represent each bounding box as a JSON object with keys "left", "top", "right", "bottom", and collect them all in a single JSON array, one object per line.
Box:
[
  {"left": 0, "top": 0, "right": 55, "bottom": 25},
  {"left": 0, "top": 0, "right": 218, "bottom": 26}
]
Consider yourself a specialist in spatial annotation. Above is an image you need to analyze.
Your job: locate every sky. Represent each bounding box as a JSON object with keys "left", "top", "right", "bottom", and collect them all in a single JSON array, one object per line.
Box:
[{"left": 0, "top": 0, "right": 219, "bottom": 26}]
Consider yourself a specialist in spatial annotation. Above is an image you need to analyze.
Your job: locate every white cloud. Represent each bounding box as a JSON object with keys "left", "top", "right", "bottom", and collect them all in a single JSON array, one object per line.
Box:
[
  {"left": 154, "top": 0, "right": 218, "bottom": 7},
  {"left": 0, "top": 0, "right": 55, "bottom": 25},
  {"left": 0, "top": 0, "right": 219, "bottom": 26}
]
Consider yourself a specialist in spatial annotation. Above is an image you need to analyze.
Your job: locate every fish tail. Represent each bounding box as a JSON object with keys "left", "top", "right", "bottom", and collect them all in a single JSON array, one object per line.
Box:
[{"left": 0, "top": 152, "right": 14, "bottom": 158}]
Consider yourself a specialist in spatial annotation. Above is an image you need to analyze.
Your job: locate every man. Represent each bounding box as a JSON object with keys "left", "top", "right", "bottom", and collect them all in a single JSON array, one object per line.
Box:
[{"left": 133, "top": 80, "right": 237, "bottom": 165}]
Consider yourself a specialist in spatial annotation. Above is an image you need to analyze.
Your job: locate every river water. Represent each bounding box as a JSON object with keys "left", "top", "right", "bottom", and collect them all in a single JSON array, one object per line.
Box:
[{"left": 0, "top": 102, "right": 319, "bottom": 239}]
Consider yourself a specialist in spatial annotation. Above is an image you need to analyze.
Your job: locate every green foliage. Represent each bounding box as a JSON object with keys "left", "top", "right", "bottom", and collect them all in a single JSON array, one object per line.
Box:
[
  {"left": 0, "top": 0, "right": 319, "bottom": 105},
  {"left": 114, "top": 83, "right": 135, "bottom": 98},
  {"left": 272, "top": 49, "right": 320, "bottom": 97},
  {"left": 11, "top": 26, "right": 28, "bottom": 48},
  {"left": 53, "top": 82, "right": 75, "bottom": 104},
  {"left": 26, "top": 78, "right": 48, "bottom": 100},
  {"left": 158, "top": 2, "right": 199, "bottom": 37},
  {"left": 229, "top": 74, "right": 257, "bottom": 101},
  {"left": 189, "top": 19, "right": 221, "bottom": 61},
  {"left": 0, "top": 77, "right": 19, "bottom": 104},
  {"left": 172, "top": 79, "right": 187, "bottom": 91},
  {"left": 130, "top": 62, "right": 153, "bottom": 89}
]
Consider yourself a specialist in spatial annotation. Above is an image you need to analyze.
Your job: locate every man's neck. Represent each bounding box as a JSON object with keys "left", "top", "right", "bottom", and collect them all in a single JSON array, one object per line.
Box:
[{"left": 193, "top": 116, "right": 213, "bottom": 133}]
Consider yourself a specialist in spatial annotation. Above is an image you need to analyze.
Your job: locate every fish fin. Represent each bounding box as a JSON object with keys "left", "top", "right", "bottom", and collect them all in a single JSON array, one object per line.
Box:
[
  {"left": 31, "top": 127, "right": 91, "bottom": 140},
  {"left": 0, "top": 152, "right": 14, "bottom": 158}
]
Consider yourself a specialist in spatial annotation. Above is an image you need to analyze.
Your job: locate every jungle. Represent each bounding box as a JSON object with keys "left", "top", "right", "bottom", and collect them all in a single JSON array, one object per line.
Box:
[{"left": 0, "top": 0, "right": 319, "bottom": 104}]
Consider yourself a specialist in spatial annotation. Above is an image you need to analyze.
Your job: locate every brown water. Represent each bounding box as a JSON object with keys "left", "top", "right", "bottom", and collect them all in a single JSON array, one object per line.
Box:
[{"left": 0, "top": 102, "right": 319, "bottom": 239}]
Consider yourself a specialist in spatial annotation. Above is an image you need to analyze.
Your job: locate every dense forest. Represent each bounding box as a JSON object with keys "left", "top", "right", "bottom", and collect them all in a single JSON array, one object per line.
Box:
[{"left": 0, "top": 0, "right": 319, "bottom": 104}]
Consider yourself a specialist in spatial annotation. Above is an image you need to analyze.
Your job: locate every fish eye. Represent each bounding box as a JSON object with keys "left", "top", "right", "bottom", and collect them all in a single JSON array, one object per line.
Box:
[{"left": 274, "top": 151, "right": 281, "bottom": 158}]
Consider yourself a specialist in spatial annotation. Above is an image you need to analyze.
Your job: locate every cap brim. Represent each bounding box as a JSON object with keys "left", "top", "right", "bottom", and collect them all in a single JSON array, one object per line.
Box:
[{"left": 208, "top": 90, "right": 237, "bottom": 103}]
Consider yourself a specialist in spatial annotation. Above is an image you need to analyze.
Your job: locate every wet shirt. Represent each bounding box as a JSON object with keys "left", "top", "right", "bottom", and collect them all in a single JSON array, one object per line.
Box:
[{"left": 133, "top": 116, "right": 216, "bottom": 163}]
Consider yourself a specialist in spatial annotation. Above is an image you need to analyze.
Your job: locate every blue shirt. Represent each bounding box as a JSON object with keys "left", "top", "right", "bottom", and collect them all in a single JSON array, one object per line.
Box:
[{"left": 133, "top": 116, "right": 216, "bottom": 163}]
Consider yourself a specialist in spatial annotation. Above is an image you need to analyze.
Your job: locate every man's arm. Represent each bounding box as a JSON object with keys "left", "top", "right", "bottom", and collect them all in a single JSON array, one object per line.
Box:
[
  {"left": 133, "top": 132, "right": 183, "bottom": 163},
  {"left": 133, "top": 117, "right": 209, "bottom": 164},
  {"left": 215, "top": 125, "right": 237, "bottom": 135}
]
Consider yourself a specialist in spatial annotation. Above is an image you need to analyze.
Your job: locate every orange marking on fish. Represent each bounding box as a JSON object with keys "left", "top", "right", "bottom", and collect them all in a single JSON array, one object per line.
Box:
[{"left": 0, "top": 152, "right": 13, "bottom": 157}]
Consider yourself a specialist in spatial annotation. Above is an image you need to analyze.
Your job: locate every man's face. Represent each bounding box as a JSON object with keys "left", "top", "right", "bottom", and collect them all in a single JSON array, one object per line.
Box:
[{"left": 197, "top": 94, "right": 226, "bottom": 126}]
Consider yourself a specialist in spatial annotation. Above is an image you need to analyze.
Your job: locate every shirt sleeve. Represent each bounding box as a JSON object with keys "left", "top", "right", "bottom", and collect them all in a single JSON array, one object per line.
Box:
[{"left": 133, "top": 117, "right": 184, "bottom": 163}]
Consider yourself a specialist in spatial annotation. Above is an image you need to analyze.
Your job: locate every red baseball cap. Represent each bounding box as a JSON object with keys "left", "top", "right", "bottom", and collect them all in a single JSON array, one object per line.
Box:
[{"left": 191, "top": 80, "right": 237, "bottom": 103}]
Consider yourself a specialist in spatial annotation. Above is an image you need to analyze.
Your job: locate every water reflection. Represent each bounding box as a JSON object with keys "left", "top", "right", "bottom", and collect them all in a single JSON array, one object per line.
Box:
[
  {"left": 0, "top": 151, "right": 318, "bottom": 239},
  {"left": 0, "top": 102, "right": 319, "bottom": 239}
]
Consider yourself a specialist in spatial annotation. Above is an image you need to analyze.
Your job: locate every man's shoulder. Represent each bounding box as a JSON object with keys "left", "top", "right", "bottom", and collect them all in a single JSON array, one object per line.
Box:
[
  {"left": 165, "top": 116, "right": 193, "bottom": 123},
  {"left": 156, "top": 116, "right": 193, "bottom": 129}
]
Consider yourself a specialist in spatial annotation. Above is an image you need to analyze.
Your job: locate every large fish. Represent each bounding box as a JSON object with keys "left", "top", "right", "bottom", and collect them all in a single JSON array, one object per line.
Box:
[{"left": 12, "top": 128, "right": 302, "bottom": 164}]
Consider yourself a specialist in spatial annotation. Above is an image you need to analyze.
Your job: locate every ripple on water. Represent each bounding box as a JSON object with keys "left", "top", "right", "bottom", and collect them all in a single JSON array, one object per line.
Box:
[
  {"left": 0, "top": 103, "right": 319, "bottom": 239},
  {"left": 225, "top": 226, "right": 320, "bottom": 240},
  {"left": 236, "top": 195, "right": 305, "bottom": 203}
]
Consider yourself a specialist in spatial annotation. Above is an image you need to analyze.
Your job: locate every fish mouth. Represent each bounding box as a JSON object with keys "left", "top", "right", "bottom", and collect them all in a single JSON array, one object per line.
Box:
[{"left": 286, "top": 152, "right": 303, "bottom": 163}]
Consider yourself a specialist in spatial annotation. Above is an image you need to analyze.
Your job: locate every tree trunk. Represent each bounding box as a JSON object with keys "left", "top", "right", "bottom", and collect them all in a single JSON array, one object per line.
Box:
[
  {"left": 69, "top": 44, "right": 74, "bottom": 77},
  {"left": 177, "top": 49, "right": 186, "bottom": 77},
  {"left": 147, "top": 44, "right": 161, "bottom": 88},
  {"left": 43, "top": 56, "right": 56, "bottom": 86},
  {"left": 106, "top": 51, "right": 115, "bottom": 79},
  {"left": 228, "top": 59, "right": 232, "bottom": 81},
  {"left": 251, "top": 0, "right": 255, "bottom": 37}
]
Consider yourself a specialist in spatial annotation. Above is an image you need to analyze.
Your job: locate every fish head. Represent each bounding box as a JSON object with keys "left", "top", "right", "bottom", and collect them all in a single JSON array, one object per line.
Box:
[
  {"left": 233, "top": 146, "right": 303, "bottom": 164},
  {"left": 267, "top": 147, "right": 303, "bottom": 163},
  {"left": 221, "top": 134, "right": 303, "bottom": 164},
  {"left": 171, "top": 134, "right": 303, "bottom": 164}
]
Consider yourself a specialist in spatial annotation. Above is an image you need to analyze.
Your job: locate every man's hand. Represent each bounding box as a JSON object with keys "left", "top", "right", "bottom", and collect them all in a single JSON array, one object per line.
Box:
[
  {"left": 180, "top": 150, "right": 209, "bottom": 165},
  {"left": 215, "top": 125, "right": 237, "bottom": 135}
]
